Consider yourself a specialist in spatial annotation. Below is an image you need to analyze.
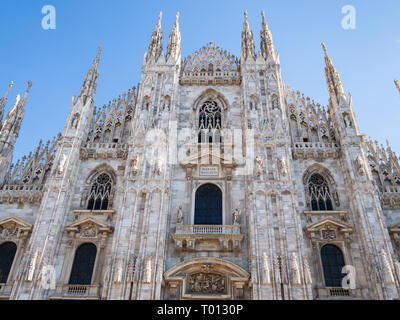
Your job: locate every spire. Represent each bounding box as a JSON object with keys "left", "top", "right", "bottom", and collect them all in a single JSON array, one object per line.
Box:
[
  {"left": 260, "top": 10, "right": 275, "bottom": 61},
  {"left": 166, "top": 12, "right": 181, "bottom": 63},
  {"left": 395, "top": 80, "right": 400, "bottom": 94},
  {"left": 322, "top": 43, "right": 346, "bottom": 101},
  {"left": 78, "top": 46, "right": 102, "bottom": 105},
  {"left": 241, "top": 11, "right": 255, "bottom": 61},
  {"left": 0, "top": 81, "right": 13, "bottom": 123},
  {"left": 147, "top": 12, "right": 163, "bottom": 63},
  {"left": 1, "top": 81, "right": 32, "bottom": 137}
]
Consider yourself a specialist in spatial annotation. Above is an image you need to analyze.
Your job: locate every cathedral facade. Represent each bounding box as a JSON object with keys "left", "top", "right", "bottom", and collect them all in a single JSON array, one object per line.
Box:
[{"left": 0, "top": 11, "right": 400, "bottom": 300}]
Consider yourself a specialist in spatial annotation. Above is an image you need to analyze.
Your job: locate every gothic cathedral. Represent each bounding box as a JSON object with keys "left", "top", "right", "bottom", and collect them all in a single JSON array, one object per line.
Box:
[{"left": 0, "top": 11, "right": 400, "bottom": 300}]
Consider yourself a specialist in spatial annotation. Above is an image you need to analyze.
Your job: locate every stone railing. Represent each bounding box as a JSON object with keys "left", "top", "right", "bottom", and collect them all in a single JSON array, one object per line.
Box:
[
  {"left": 292, "top": 142, "right": 340, "bottom": 160},
  {"left": 175, "top": 224, "right": 241, "bottom": 235},
  {"left": 180, "top": 71, "right": 241, "bottom": 86},
  {"left": 315, "top": 287, "right": 363, "bottom": 300},
  {"left": 0, "top": 184, "right": 44, "bottom": 204},
  {"left": 80, "top": 142, "right": 129, "bottom": 160},
  {"left": 0, "top": 283, "right": 13, "bottom": 299},
  {"left": 51, "top": 284, "right": 102, "bottom": 300},
  {"left": 173, "top": 224, "right": 244, "bottom": 252},
  {"left": 379, "top": 185, "right": 400, "bottom": 209}
]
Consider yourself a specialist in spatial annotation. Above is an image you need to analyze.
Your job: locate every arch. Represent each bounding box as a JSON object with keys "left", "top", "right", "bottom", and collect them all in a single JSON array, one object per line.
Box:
[
  {"left": 0, "top": 242, "right": 17, "bottom": 283},
  {"left": 69, "top": 243, "right": 97, "bottom": 285},
  {"left": 194, "top": 184, "right": 223, "bottom": 225},
  {"left": 85, "top": 164, "right": 117, "bottom": 185},
  {"left": 320, "top": 244, "right": 345, "bottom": 287},
  {"left": 164, "top": 257, "right": 250, "bottom": 279}
]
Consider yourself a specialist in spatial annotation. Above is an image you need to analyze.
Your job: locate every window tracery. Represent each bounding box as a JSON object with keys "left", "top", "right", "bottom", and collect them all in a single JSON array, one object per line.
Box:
[
  {"left": 307, "top": 173, "right": 334, "bottom": 211},
  {"left": 86, "top": 173, "right": 113, "bottom": 210},
  {"left": 198, "top": 100, "right": 222, "bottom": 143}
]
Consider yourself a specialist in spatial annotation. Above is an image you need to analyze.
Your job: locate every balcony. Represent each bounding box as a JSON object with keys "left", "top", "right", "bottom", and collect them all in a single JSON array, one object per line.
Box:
[
  {"left": 172, "top": 224, "right": 244, "bottom": 252},
  {"left": 292, "top": 142, "right": 340, "bottom": 160},
  {"left": 315, "top": 287, "right": 364, "bottom": 300},
  {"left": 379, "top": 185, "right": 400, "bottom": 209},
  {"left": 0, "top": 184, "right": 44, "bottom": 204},
  {"left": 80, "top": 142, "right": 129, "bottom": 160},
  {"left": 50, "top": 284, "right": 102, "bottom": 300},
  {"left": 0, "top": 283, "right": 13, "bottom": 300}
]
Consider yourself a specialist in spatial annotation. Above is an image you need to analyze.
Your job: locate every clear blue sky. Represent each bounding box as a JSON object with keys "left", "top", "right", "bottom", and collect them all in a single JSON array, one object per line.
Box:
[{"left": 0, "top": 0, "right": 399, "bottom": 161}]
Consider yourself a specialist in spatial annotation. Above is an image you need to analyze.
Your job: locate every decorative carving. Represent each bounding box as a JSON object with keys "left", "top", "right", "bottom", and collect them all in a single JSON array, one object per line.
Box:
[
  {"left": 0, "top": 222, "right": 19, "bottom": 239},
  {"left": 322, "top": 229, "right": 336, "bottom": 240},
  {"left": 181, "top": 42, "right": 240, "bottom": 86},
  {"left": 188, "top": 273, "right": 226, "bottom": 295},
  {"left": 79, "top": 222, "right": 98, "bottom": 238}
]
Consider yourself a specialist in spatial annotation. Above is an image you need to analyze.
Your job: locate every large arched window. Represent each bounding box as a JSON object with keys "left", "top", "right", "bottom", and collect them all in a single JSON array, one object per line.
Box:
[
  {"left": 198, "top": 100, "right": 222, "bottom": 143},
  {"left": 69, "top": 243, "right": 97, "bottom": 285},
  {"left": 194, "top": 184, "right": 223, "bottom": 225},
  {"left": 307, "top": 173, "right": 334, "bottom": 211},
  {"left": 87, "top": 173, "right": 113, "bottom": 210},
  {"left": 0, "top": 242, "right": 17, "bottom": 283},
  {"left": 321, "top": 244, "right": 345, "bottom": 287}
]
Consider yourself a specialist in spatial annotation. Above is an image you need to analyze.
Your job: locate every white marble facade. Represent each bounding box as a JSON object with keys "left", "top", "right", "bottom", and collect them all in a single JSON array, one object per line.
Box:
[{"left": 0, "top": 11, "right": 399, "bottom": 300}]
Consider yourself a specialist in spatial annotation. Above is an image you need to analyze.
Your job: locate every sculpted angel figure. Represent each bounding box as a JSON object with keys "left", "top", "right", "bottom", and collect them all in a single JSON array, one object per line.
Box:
[{"left": 177, "top": 205, "right": 183, "bottom": 224}]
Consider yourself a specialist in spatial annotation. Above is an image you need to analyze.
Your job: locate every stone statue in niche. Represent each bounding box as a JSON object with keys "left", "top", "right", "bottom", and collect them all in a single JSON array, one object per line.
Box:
[
  {"left": 279, "top": 157, "right": 288, "bottom": 177},
  {"left": 356, "top": 154, "right": 366, "bottom": 176},
  {"left": 255, "top": 156, "right": 264, "bottom": 177},
  {"left": 131, "top": 156, "right": 139, "bottom": 177},
  {"left": 57, "top": 154, "right": 67, "bottom": 175},
  {"left": 343, "top": 113, "right": 352, "bottom": 128},
  {"left": 177, "top": 205, "right": 183, "bottom": 224},
  {"left": 262, "top": 253, "right": 271, "bottom": 284},
  {"left": 233, "top": 209, "right": 241, "bottom": 225},
  {"left": 71, "top": 114, "right": 80, "bottom": 129}
]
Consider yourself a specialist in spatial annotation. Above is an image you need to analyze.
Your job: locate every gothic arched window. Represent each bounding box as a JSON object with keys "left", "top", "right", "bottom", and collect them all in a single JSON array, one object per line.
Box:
[
  {"left": 87, "top": 173, "right": 113, "bottom": 210},
  {"left": 198, "top": 100, "right": 222, "bottom": 143},
  {"left": 307, "top": 173, "right": 334, "bottom": 211},
  {"left": 0, "top": 242, "right": 17, "bottom": 283},
  {"left": 69, "top": 243, "right": 97, "bottom": 285},
  {"left": 194, "top": 184, "right": 223, "bottom": 225},
  {"left": 321, "top": 244, "right": 345, "bottom": 287}
]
